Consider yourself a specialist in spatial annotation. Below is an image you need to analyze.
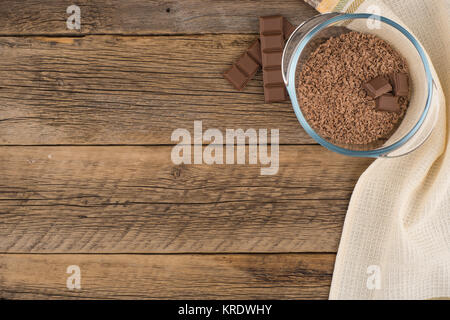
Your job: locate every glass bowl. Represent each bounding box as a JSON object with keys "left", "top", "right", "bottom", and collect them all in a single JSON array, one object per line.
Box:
[{"left": 282, "top": 13, "right": 439, "bottom": 157}]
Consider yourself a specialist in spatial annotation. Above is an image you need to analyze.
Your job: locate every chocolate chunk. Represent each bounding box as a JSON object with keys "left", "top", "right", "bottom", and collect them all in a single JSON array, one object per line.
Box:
[
  {"left": 283, "top": 18, "right": 296, "bottom": 40},
  {"left": 259, "top": 15, "right": 284, "bottom": 35},
  {"left": 236, "top": 53, "right": 259, "bottom": 77},
  {"left": 264, "top": 86, "right": 287, "bottom": 103},
  {"left": 363, "top": 76, "right": 392, "bottom": 98},
  {"left": 262, "top": 51, "right": 283, "bottom": 69},
  {"left": 260, "top": 33, "right": 285, "bottom": 52},
  {"left": 259, "top": 15, "right": 287, "bottom": 103},
  {"left": 263, "top": 68, "right": 284, "bottom": 86},
  {"left": 247, "top": 40, "right": 262, "bottom": 65},
  {"left": 376, "top": 94, "right": 400, "bottom": 113},
  {"left": 223, "top": 40, "right": 261, "bottom": 90},
  {"left": 223, "top": 65, "right": 248, "bottom": 90},
  {"left": 389, "top": 72, "right": 409, "bottom": 96}
]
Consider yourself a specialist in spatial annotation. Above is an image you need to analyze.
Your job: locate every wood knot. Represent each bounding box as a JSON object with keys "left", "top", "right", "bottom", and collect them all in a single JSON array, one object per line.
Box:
[{"left": 171, "top": 166, "right": 183, "bottom": 178}]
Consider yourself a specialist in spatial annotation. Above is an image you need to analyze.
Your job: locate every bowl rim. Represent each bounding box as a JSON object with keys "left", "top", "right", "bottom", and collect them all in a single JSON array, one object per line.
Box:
[{"left": 285, "top": 13, "right": 433, "bottom": 157}]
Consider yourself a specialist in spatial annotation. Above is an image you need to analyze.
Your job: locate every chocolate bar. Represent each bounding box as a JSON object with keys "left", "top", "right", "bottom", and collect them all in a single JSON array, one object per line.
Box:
[
  {"left": 259, "top": 15, "right": 287, "bottom": 103},
  {"left": 223, "top": 40, "right": 262, "bottom": 90},
  {"left": 223, "top": 17, "right": 296, "bottom": 97},
  {"left": 389, "top": 73, "right": 409, "bottom": 96},
  {"left": 363, "top": 76, "right": 392, "bottom": 98},
  {"left": 375, "top": 94, "right": 400, "bottom": 113}
]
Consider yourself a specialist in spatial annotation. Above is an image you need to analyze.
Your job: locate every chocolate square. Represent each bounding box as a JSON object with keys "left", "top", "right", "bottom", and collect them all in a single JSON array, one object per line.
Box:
[
  {"left": 223, "top": 65, "right": 248, "bottom": 90},
  {"left": 263, "top": 68, "right": 284, "bottom": 86},
  {"left": 260, "top": 34, "right": 284, "bottom": 52},
  {"left": 283, "top": 18, "right": 296, "bottom": 40},
  {"left": 264, "top": 86, "right": 287, "bottom": 103},
  {"left": 375, "top": 94, "right": 400, "bottom": 113},
  {"left": 236, "top": 53, "right": 259, "bottom": 77},
  {"left": 262, "top": 51, "right": 283, "bottom": 69},
  {"left": 363, "top": 76, "right": 392, "bottom": 98},
  {"left": 259, "top": 15, "right": 284, "bottom": 35},
  {"left": 247, "top": 40, "right": 262, "bottom": 65},
  {"left": 389, "top": 73, "right": 409, "bottom": 96}
]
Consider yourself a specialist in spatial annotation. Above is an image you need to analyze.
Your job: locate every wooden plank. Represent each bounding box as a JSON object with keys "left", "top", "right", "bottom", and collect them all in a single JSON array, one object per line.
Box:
[
  {"left": 0, "top": 146, "right": 372, "bottom": 253},
  {"left": 0, "top": 253, "right": 334, "bottom": 299},
  {"left": 0, "top": 34, "right": 315, "bottom": 145},
  {"left": 0, "top": 0, "right": 317, "bottom": 35}
]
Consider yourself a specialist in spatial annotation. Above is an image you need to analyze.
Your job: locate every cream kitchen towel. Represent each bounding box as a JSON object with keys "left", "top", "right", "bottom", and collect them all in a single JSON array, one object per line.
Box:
[{"left": 304, "top": 0, "right": 450, "bottom": 299}]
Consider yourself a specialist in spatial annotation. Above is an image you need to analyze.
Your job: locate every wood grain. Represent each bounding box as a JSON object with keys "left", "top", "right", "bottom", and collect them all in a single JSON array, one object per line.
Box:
[
  {"left": 0, "top": 146, "right": 372, "bottom": 253},
  {"left": 0, "top": 0, "right": 317, "bottom": 35},
  {"left": 0, "top": 253, "right": 334, "bottom": 299},
  {"left": 0, "top": 34, "right": 316, "bottom": 145}
]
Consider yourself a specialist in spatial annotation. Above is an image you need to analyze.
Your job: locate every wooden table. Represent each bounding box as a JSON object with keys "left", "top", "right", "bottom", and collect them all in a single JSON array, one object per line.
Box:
[{"left": 0, "top": 0, "right": 372, "bottom": 299}]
